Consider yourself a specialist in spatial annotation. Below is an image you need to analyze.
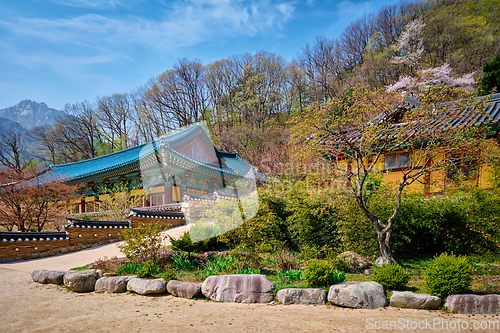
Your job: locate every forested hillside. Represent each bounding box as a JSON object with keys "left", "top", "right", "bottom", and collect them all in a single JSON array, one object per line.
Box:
[{"left": 7, "top": 0, "right": 499, "bottom": 173}]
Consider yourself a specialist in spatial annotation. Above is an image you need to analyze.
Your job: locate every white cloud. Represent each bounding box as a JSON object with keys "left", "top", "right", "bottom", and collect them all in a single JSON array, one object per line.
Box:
[{"left": 1, "top": 0, "right": 296, "bottom": 56}]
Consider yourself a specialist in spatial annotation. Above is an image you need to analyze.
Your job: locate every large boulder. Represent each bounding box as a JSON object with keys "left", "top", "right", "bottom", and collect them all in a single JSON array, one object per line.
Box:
[
  {"left": 32, "top": 270, "right": 67, "bottom": 285},
  {"left": 276, "top": 288, "right": 327, "bottom": 305},
  {"left": 445, "top": 294, "right": 500, "bottom": 314},
  {"left": 167, "top": 280, "right": 201, "bottom": 299},
  {"left": 201, "top": 274, "right": 275, "bottom": 303},
  {"left": 63, "top": 269, "right": 103, "bottom": 292},
  {"left": 337, "top": 252, "right": 373, "bottom": 271},
  {"left": 328, "top": 282, "right": 388, "bottom": 309},
  {"left": 95, "top": 276, "right": 129, "bottom": 293},
  {"left": 127, "top": 278, "right": 166, "bottom": 295},
  {"left": 390, "top": 291, "right": 441, "bottom": 309}
]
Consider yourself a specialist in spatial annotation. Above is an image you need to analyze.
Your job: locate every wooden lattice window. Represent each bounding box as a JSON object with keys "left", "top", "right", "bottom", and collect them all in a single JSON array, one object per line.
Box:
[{"left": 384, "top": 152, "right": 411, "bottom": 170}]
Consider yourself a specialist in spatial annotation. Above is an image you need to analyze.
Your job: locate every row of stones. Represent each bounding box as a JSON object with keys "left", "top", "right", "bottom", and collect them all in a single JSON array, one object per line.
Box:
[
  {"left": 1, "top": 238, "right": 120, "bottom": 263},
  {"left": 32, "top": 270, "right": 500, "bottom": 314}
]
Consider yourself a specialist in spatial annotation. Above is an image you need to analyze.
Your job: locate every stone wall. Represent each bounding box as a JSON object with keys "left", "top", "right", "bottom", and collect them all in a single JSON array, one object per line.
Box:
[{"left": 0, "top": 219, "right": 128, "bottom": 262}]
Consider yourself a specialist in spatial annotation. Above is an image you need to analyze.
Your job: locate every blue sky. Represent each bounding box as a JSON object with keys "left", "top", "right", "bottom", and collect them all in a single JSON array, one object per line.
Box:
[{"left": 0, "top": 0, "right": 397, "bottom": 110}]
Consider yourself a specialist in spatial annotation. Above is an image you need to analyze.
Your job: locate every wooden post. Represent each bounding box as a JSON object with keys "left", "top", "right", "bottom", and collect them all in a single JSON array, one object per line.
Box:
[{"left": 80, "top": 196, "right": 86, "bottom": 213}]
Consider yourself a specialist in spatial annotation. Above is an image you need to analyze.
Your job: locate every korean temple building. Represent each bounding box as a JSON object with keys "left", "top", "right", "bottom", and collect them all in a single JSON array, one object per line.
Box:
[{"left": 45, "top": 123, "right": 255, "bottom": 214}]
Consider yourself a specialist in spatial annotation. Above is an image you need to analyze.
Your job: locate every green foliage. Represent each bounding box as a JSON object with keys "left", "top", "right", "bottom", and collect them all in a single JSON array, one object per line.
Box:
[
  {"left": 336, "top": 196, "right": 379, "bottom": 258},
  {"left": 303, "top": 259, "right": 346, "bottom": 287},
  {"left": 389, "top": 191, "right": 500, "bottom": 258},
  {"left": 285, "top": 187, "right": 338, "bottom": 254},
  {"left": 170, "top": 252, "right": 196, "bottom": 271},
  {"left": 169, "top": 231, "right": 197, "bottom": 254},
  {"left": 333, "top": 256, "right": 358, "bottom": 273},
  {"left": 97, "top": 184, "right": 145, "bottom": 221},
  {"left": 195, "top": 255, "right": 237, "bottom": 280},
  {"left": 117, "top": 221, "right": 164, "bottom": 264},
  {"left": 276, "top": 269, "right": 303, "bottom": 283},
  {"left": 270, "top": 249, "right": 301, "bottom": 271},
  {"left": 169, "top": 231, "right": 225, "bottom": 254},
  {"left": 70, "top": 264, "right": 89, "bottom": 271},
  {"left": 372, "top": 264, "right": 411, "bottom": 290},
  {"left": 117, "top": 262, "right": 142, "bottom": 275},
  {"left": 235, "top": 267, "right": 261, "bottom": 274},
  {"left": 424, "top": 254, "right": 473, "bottom": 297},
  {"left": 136, "top": 260, "right": 161, "bottom": 278},
  {"left": 480, "top": 54, "right": 500, "bottom": 95},
  {"left": 220, "top": 185, "right": 341, "bottom": 256},
  {"left": 77, "top": 214, "right": 95, "bottom": 221},
  {"left": 219, "top": 190, "right": 294, "bottom": 252},
  {"left": 159, "top": 269, "right": 178, "bottom": 283}
]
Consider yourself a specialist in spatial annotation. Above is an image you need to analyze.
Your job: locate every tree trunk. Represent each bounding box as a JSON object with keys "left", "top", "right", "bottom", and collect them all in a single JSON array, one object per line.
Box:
[{"left": 376, "top": 228, "right": 397, "bottom": 266}]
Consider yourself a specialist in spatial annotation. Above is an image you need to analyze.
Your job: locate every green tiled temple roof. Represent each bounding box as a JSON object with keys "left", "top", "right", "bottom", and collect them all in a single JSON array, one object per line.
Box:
[{"left": 45, "top": 123, "right": 254, "bottom": 184}]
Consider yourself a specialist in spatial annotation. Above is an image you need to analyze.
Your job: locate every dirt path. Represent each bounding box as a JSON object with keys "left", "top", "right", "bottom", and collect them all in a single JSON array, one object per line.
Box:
[
  {"left": 0, "top": 224, "right": 190, "bottom": 272},
  {"left": 1, "top": 268, "right": 498, "bottom": 333}
]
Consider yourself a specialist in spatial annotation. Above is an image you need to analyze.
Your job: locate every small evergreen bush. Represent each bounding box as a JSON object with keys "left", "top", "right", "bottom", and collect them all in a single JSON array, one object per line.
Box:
[
  {"left": 372, "top": 264, "right": 411, "bottom": 290},
  {"left": 136, "top": 260, "right": 161, "bottom": 278},
  {"left": 303, "top": 260, "right": 346, "bottom": 287},
  {"left": 424, "top": 254, "right": 473, "bottom": 297}
]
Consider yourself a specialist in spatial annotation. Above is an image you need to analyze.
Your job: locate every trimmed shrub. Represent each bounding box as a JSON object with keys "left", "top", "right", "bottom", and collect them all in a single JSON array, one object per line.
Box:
[
  {"left": 372, "top": 264, "right": 410, "bottom": 290},
  {"left": 159, "top": 269, "right": 178, "bottom": 283},
  {"left": 137, "top": 260, "right": 161, "bottom": 278},
  {"left": 303, "top": 260, "right": 346, "bottom": 287},
  {"left": 424, "top": 254, "right": 473, "bottom": 297}
]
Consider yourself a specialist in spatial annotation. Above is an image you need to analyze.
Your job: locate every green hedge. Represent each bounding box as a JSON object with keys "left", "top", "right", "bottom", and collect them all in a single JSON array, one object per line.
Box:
[{"left": 222, "top": 183, "right": 500, "bottom": 260}]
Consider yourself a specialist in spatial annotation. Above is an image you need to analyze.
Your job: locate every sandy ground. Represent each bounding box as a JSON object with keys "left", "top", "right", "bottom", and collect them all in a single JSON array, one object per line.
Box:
[{"left": 1, "top": 224, "right": 499, "bottom": 332}]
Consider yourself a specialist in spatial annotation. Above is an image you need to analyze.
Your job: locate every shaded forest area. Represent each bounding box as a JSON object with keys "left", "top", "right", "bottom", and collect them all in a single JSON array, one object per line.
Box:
[{"left": 5, "top": 0, "right": 499, "bottom": 176}]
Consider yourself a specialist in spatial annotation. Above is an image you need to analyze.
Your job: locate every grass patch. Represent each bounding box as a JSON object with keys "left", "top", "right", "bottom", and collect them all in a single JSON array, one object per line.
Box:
[{"left": 70, "top": 264, "right": 89, "bottom": 271}]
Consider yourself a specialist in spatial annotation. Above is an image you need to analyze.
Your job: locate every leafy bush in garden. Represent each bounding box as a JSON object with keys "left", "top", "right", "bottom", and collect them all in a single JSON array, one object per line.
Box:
[
  {"left": 137, "top": 260, "right": 161, "bottom": 278},
  {"left": 218, "top": 184, "right": 500, "bottom": 261},
  {"left": 118, "top": 222, "right": 164, "bottom": 264},
  {"left": 218, "top": 190, "right": 294, "bottom": 252},
  {"left": 389, "top": 192, "right": 498, "bottom": 258},
  {"left": 303, "top": 260, "right": 346, "bottom": 287},
  {"left": 372, "top": 264, "right": 411, "bottom": 290},
  {"left": 424, "top": 254, "right": 473, "bottom": 297},
  {"left": 285, "top": 187, "right": 339, "bottom": 256},
  {"left": 159, "top": 269, "right": 178, "bottom": 282}
]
